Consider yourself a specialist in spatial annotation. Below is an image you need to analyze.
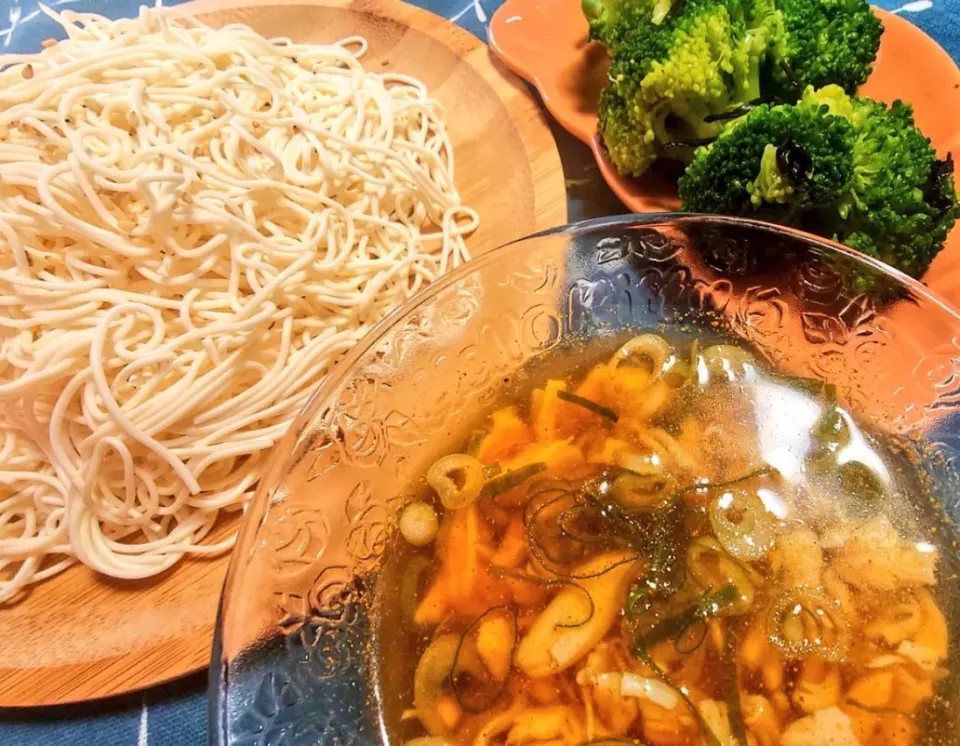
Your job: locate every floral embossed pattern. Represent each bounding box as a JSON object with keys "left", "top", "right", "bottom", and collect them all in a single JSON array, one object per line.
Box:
[{"left": 210, "top": 215, "right": 960, "bottom": 745}]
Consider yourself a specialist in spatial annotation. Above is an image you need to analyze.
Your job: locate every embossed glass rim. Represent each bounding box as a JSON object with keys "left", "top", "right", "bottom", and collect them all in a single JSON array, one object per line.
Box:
[{"left": 207, "top": 213, "right": 960, "bottom": 743}]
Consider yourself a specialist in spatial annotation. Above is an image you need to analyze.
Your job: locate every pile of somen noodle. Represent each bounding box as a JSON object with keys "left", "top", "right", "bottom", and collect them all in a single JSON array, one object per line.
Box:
[
  {"left": 396, "top": 335, "right": 949, "bottom": 746},
  {"left": 0, "top": 7, "right": 478, "bottom": 601}
]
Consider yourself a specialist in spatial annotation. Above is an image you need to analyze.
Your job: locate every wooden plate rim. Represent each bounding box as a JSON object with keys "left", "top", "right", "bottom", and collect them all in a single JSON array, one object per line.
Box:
[{"left": 0, "top": 0, "right": 566, "bottom": 708}]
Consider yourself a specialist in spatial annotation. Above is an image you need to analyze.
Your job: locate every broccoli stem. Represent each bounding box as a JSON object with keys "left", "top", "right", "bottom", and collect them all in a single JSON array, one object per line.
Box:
[{"left": 581, "top": 0, "right": 604, "bottom": 22}]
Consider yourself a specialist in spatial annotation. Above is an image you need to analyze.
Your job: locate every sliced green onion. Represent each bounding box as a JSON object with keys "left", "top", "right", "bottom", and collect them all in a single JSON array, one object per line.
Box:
[
  {"left": 700, "top": 344, "right": 756, "bottom": 382},
  {"left": 634, "top": 584, "right": 738, "bottom": 651},
  {"left": 837, "top": 461, "right": 885, "bottom": 501},
  {"left": 427, "top": 454, "right": 485, "bottom": 509},
  {"left": 608, "top": 334, "right": 671, "bottom": 375},
  {"left": 813, "top": 403, "right": 850, "bottom": 450},
  {"left": 414, "top": 634, "right": 461, "bottom": 735},
  {"left": 626, "top": 583, "right": 651, "bottom": 617},
  {"left": 661, "top": 358, "right": 694, "bottom": 389},
  {"left": 687, "top": 538, "right": 755, "bottom": 615},
  {"left": 401, "top": 555, "right": 433, "bottom": 624},
  {"left": 611, "top": 470, "right": 675, "bottom": 509},
  {"left": 709, "top": 490, "right": 777, "bottom": 561},
  {"left": 400, "top": 501, "right": 440, "bottom": 546},
  {"left": 767, "top": 587, "right": 851, "bottom": 662},
  {"left": 556, "top": 389, "right": 619, "bottom": 422},
  {"left": 769, "top": 373, "right": 827, "bottom": 395}
]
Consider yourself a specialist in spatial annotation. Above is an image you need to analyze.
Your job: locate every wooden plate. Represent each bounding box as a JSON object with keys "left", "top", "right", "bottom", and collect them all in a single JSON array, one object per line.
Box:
[
  {"left": 489, "top": 0, "right": 960, "bottom": 304},
  {"left": 0, "top": 0, "right": 566, "bottom": 707}
]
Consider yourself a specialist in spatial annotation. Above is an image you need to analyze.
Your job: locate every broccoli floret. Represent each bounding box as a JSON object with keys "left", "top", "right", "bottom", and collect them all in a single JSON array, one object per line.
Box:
[
  {"left": 826, "top": 93, "right": 959, "bottom": 276},
  {"left": 584, "top": 0, "right": 679, "bottom": 48},
  {"left": 675, "top": 87, "right": 818, "bottom": 210},
  {"left": 679, "top": 95, "right": 855, "bottom": 218},
  {"left": 770, "top": 0, "right": 883, "bottom": 95},
  {"left": 598, "top": 0, "right": 776, "bottom": 170},
  {"left": 678, "top": 85, "right": 960, "bottom": 279},
  {"left": 592, "top": 0, "right": 882, "bottom": 179},
  {"left": 598, "top": 86, "right": 658, "bottom": 176}
]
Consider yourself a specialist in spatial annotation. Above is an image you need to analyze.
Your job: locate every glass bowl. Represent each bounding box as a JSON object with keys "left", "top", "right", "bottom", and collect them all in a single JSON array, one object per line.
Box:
[{"left": 209, "top": 214, "right": 960, "bottom": 745}]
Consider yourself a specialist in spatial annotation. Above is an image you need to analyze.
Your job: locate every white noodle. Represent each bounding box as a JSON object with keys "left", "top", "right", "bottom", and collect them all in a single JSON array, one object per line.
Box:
[{"left": 0, "top": 7, "right": 478, "bottom": 602}]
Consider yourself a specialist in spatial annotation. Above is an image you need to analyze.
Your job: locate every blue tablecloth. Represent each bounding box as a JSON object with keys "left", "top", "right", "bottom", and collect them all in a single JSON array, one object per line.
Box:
[{"left": 0, "top": 0, "right": 956, "bottom": 743}]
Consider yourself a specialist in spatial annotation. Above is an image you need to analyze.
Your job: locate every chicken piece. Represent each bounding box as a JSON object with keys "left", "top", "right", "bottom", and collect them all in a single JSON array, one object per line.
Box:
[
  {"left": 504, "top": 439, "right": 586, "bottom": 483},
  {"left": 580, "top": 673, "right": 643, "bottom": 736},
  {"left": 491, "top": 516, "right": 528, "bottom": 568},
  {"left": 637, "top": 697, "right": 696, "bottom": 746},
  {"left": 897, "top": 640, "right": 944, "bottom": 672},
  {"left": 891, "top": 665, "right": 935, "bottom": 713},
  {"left": 898, "top": 589, "right": 948, "bottom": 671},
  {"left": 698, "top": 700, "right": 737, "bottom": 746},
  {"left": 739, "top": 613, "right": 770, "bottom": 671},
  {"left": 505, "top": 575, "right": 549, "bottom": 608},
  {"left": 609, "top": 376, "right": 667, "bottom": 422},
  {"left": 781, "top": 706, "right": 861, "bottom": 746},
  {"left": 587, "top": 437, "right": 634, "bottom": 467},
  {"left": 828, "top": 515, "right": 937, "bottom": 590},
  {"left": 476, "top": 406, "right": 534, "bottom": 464},
  {"left": 515, "top": 551, "right": 638, "bottom": 678},
  {"left": 761, "top": 656, "right": 784, "bottom": 694},
  {"left": 846, "top": 670, "right": 894, "bottom": 709},
  {"left": 742, "top": 695, "right": 780, "bottom": 746},
  {"left": 476, "top": 613, "right": 513, "bottom": 682},
  {"left": 792, "top": 658, "right": 842, "bottom": 713},
  {"left": 575, "top": 644, "right": 640, "bottom": 735},
  {"left": 474, "top": 701, "right": 528, "bottom": 746},
  {"left": 874, "top": 713, "right": 916, "bottom": 746},
  {"left": 822, "top": 569, "right": 859, "bottom": 626},
  {"left": 505, "top": 705, "right": 585, "bottom": 746},
  {"left": 436, "top": 695, "right": 461, "bottom": 731},
  {"left": 770, "top": 691, "right": 792, "bottom": 721},
  {"left": 575, "top": 640, "right": 688, "bottom": 737},
  {"left": 864, "top": 600, "right": 922, "bottom": 647},
  {"left": 739, "top": 610, "right": 784, "bottom": 693},
  {"left": 526, "top": 676, "right": 564, "bottom": 706},
  {"left": 641, "top": 427, "right": 698, "bottom": 474},
  {"left": 446, "top": 504, "right": 479, "bottom": 607}
]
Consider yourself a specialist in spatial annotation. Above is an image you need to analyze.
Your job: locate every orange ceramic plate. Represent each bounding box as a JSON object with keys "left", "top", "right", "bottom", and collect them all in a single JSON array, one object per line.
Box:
[{"left": 489, "top": 1, "right": 960, "bottom": 305}]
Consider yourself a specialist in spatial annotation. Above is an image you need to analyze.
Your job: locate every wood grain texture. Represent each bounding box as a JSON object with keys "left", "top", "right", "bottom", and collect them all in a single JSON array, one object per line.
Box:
[{"left": 0, "top": 0, "right": 567, "bottom": 707}]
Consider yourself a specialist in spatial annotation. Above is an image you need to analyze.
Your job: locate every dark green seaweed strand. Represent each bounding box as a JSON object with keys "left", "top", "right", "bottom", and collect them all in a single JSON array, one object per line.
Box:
[
  {"left": 556, "top": 389, "right": 619, "bottom": 423},
  {"left": 674, "top": 466, "right": 779, "bottom": 500},
  {"left": 481, "top": 462, "right": 547, "bottom": 499},
  {"left": 635, "top": 584, "right": 738, "bottom": 650},
  {"left": 845, "top": 698, "right": 913, "bottom": 718},
  {"left": 722, "top": 623, "right": 747, "bottom": 746},
  {"left": 487, "top": 566, "right": 596, "bottom": 629}
]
